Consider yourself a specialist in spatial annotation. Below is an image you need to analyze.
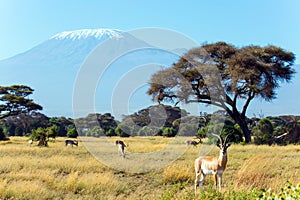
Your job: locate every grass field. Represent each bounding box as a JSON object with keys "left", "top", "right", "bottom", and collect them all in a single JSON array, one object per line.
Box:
[{"left": 0, "top": 137, "right": 299, "bottom": 199}]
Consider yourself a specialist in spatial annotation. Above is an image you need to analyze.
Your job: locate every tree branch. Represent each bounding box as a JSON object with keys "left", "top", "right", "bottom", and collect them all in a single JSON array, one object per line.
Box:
[
  {"left": 241, "top": 91, "right": 255, "bottom": 118},
  {"left": 186, "top": 98, "right": 226, "bottom": 109}
]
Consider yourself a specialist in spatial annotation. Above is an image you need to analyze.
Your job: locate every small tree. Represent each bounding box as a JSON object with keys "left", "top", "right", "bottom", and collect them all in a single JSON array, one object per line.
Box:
[
  {"left": 49, "top": 117, "right": 74, "bottom": 137},
  {"left": 67, "top": 127, "right": 78, "bottom": 138},
  {"left": 85, "top": 126, "right": 105, "bottom": 137},
  {"left": 161, "top": 127, "right": 176, "bottom": 137},
  {"left": 0, "top": 127, "right": 9, "bottom": 141},
  {"left": 30, "top": 127, "right": 48, "bottom": 147},
  {"left": 106, "top": 128, "right": 116, "bottom": 137},
  {"left": 253, "top": 118, "right": 274, "bottom": 145},
  {"left": 115, "top": 124, "right": 131, "bottom": 137},
  {"left": 46, "top": 125, "right": 59, "bottom": 139},
  {"left": 178, "top": 123, "right": 198, "bottom": 136},
  {"left": 0, "top": 85, "right": 42, "bottom": 140},
  {"left": 0, "top": 85, "right": 42, "bottom": 120}
]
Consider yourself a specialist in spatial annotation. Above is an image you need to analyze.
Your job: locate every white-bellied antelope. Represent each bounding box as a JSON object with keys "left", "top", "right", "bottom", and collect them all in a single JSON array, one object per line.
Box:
[
  {"left": 28, "top": 139, "right": 33, "bottom": 147},
  {"left": 194, "top": 132, "right": 233, "bottom": 194},
  {"left": 65, "top": 139, "right": 78, "bottom": 147},
  {"left": 186, "top": 138, "right": 202, "bottom": 147},
  {"left": 115, "top": 140, "right": 126, "bottom": 158}
]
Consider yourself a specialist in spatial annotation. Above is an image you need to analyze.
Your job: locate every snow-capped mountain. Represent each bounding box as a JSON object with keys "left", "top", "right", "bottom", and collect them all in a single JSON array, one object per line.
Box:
[
  {"left": 0, "top": 28, "right": 180, "bottom": 118},
  {"left": 50, "top": 28, "right": 122, "bottom": 40},
  {"left": 2, "top": 28, "right": 123, "bottom": 67}
]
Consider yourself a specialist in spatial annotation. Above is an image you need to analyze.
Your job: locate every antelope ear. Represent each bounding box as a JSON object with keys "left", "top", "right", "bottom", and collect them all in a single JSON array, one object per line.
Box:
[{"left": 226, "top": 143, "right": 232, "bottom": 148}]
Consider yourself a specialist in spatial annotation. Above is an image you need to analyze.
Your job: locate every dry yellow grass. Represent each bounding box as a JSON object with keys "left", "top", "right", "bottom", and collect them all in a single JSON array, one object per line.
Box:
[{"left": 0, "top": 136, "right": 299, "bottom": 199}]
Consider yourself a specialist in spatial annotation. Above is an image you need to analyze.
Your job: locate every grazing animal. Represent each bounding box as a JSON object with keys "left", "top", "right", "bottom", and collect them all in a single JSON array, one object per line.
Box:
[
  {"left": 65, "top": 139, "right": 78, "bottom": 147},
  {"left": 194, "top": 132, "right": 233, "bottom": 194},
  {"left": 186, "top": 138, "right": 201, "bottom": 147},
  {"left": 115, "top": 140, "right": 126, "bottom": 158},
  {"left": 28, "top": 139, "right": 33, "bottom": 147}
]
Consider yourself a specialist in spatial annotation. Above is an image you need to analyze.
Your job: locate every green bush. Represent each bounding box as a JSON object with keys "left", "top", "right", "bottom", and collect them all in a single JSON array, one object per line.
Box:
[
  {"left": 67, "top": 127, "right": 78, "bottom": 138},
  {"left": 47, "top": 125, "right": 59, "bottom": 139},
  {"left": 177, "top": 123, "right": 198, "bottom": 136},
  {"left": 161, "top": 127, "right": 176, "bottom": 137},
  {"left": 115, "top": 124, "right": 131, "bottom": 137},
  {"left": 196, "top": 123, "right": 243, "bottom": 143},
  {"left": 137, "top": 126, "right": 160, "bottom": 136},
  {"left": 0, "top": 127, "right": 9, "bottom": 141},
  {"left": 84, "top": 126, "right": 104, "bottom": 137},
  {"left": 30, "top": 127, "right": 48, "bottom": 146},
  {"left": 106, "top": 128, "right": 116, "bottom": 137},
  {"left": 253, "top": 181, "right": 300, "bottom": 199},
  {"left": 253, "top": 118, "right": 274, "bottom": 145}
]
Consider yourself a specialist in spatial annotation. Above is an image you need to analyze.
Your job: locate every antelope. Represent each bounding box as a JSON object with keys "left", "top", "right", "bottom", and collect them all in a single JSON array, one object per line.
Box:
[
  {"left": 28, "top": 139, "right": 33, "bottom": 147},
  {"left": 115, "top": 140, "right": 126, "bottom": 158},
  {"left": 186, "top": 138, "right": 202, "bottom": 147},
  {"left": 194, "top": 132, "right": 233, "bottom": 194},
  {"left": 65, "top": 139, "right": 78, "bottom": 147}
]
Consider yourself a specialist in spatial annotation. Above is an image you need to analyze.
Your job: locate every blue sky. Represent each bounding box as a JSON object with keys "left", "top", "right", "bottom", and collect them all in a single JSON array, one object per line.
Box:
[
  {"left": 1, "top": 0, "right": 299, "bottom": 62},
  {"left": 0, "top": 0, "right": 300, "bottom": 117}
]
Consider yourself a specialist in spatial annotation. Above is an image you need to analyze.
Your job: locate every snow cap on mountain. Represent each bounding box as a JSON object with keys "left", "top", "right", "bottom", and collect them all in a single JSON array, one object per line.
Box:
[{"left": 50, "top": 28, "right": 122, "bottom": 40}]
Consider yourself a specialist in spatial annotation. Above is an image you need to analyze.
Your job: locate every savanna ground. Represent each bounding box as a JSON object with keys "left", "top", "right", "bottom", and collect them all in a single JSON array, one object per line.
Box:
[{"left": 0, "top": 137, "right": 299, "bottom": 200}]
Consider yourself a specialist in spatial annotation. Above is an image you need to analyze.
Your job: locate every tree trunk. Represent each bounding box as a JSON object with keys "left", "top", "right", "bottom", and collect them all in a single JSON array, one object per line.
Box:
[
  {"left": 38, "top": 136, "right": 48, "bottom": 147},
  {"left": 229, "top": 109, "right": 252, "bottom": 143},
  {"left": 236, "top": 119, "right": 251, "bottom": 143}
]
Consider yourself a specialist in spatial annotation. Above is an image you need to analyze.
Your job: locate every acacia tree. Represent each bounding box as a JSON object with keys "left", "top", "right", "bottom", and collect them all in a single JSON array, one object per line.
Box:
[
  {"left": 147, "top": 42, "right": 295, "bottom": 143},
  {"left": 0, "top": 85, "right": 42, "bottom": 119}
]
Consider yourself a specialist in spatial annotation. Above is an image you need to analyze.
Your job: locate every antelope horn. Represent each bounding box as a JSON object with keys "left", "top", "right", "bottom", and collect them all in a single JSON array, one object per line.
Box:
[
  {"left": 211, "top": 133, "right": 223, "bottom": 144},
  {"left": 223, "top": 130, "right": 234, "bottom": 145}
]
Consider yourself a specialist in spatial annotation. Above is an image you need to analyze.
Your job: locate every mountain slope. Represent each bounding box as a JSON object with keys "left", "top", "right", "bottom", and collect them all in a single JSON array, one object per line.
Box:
[
  {"left": 2, "top": 29, "right": 122, "bottom": 66},
  {"left": 0, "top": 28, "right": 179, "bottom": 118}
]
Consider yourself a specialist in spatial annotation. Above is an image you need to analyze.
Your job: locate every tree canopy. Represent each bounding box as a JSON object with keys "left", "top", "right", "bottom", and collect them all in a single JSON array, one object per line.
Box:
[
  {"left": 147, "top": 42, "right": 296, "bottom": 142},
  {"left": 0, "top": 85, "right": 42, "bottom": 120}
]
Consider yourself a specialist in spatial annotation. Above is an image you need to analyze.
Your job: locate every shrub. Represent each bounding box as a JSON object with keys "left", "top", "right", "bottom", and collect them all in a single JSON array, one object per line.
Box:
[
  {"left": 161, "top": 127, "right": 176, "bottom": 137},
  {"left": 85, "top": 126, "right": 104, "bottom": 137},
  {"left": 196, "top": 124, "right": 243, "bottom": 143},
  {"left": 137, "top": 126, "right": 160, "bottom": 136},
  {"left": 0, "top": 127, "right": 9, "bottom": 141},
  {"left": 196, "top": 126, "right": 209, "bottom": 139},
  {"left": 253, "top": 181, "right": 300, "bottom": 199},
  {"left": 253, "top": 118, "right": 274, "bottom": 145},
  {"left": 106, "top": 128, "right": 116, "bottom": 137},
  {"left": 30, "top": 127, "right": 48, "bottom": 146},
  {"left": 47, "top": 125, "right": 59, "bottom": 139},
  {"left": 115, "top": 124, "right": 131, "bottom": 137},
  {"left": 67, "top": 127, "right": 78, "bottom": 138},
  {"left": 177, "top": 123, "right": 198, "bottom": 136}
]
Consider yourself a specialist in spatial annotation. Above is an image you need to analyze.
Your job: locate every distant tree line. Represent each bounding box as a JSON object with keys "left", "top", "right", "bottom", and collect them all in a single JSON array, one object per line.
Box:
[
  {"left": 252, "top": 116, "right": 300, "bottom": 145},
  {"left": 0, "top": 104, "right": 299, "bottom": 145},
  {"left": 73, "top": 104, "right": 299, "bottom": 145},
  {"left": 0, "top": 81, "right": 299, "bottom": 145},
  {"left": 0, "top": 111, "right": 78, "bottom": 145},
  {"left": 0, "top": 113, "right": 76, "bottom": 137}
]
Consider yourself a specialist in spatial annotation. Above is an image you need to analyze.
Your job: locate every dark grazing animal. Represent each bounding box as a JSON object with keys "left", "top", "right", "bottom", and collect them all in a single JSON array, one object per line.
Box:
[
  {"left": 186, "top": 138, "right": 202, "bottom": 147},
  {"left": 115, "top": 140, "right": 126, "bottom": 158},
  {"left": 65, "top": 139, "right": 78, "bottom": 147}
]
